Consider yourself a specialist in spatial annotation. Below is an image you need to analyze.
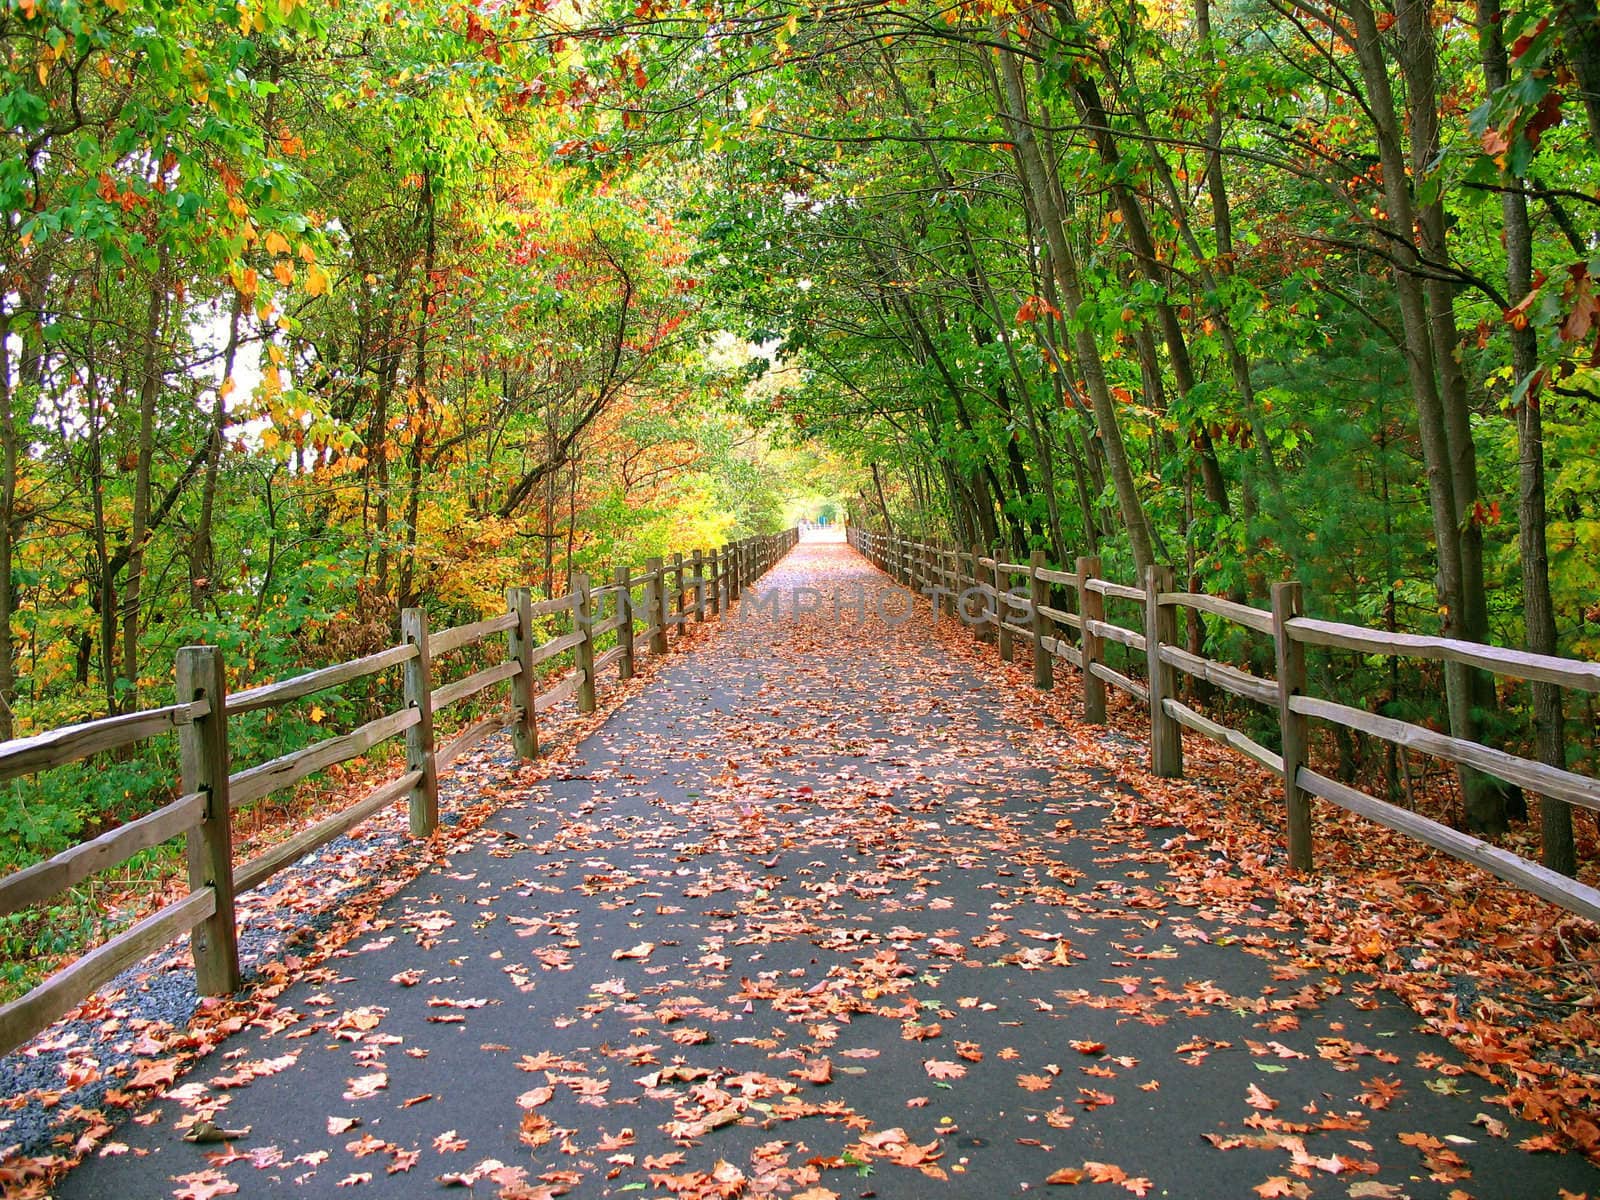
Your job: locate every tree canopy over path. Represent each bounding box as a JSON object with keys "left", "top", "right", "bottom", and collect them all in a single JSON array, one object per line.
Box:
[
  {"left": 36, "top": 536, "right": 1600, "bottom": 1197},
  {"left": 5, "top": 0, "right": 1600, "bottom": 902},
  {"left": 7, "top": 0, "right": 1600, "bottom": 1187}
]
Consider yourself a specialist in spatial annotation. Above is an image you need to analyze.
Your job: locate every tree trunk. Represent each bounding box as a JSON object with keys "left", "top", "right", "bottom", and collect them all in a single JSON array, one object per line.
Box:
[
  {"left": 121, "top": 251, "right": 167, "bottom": 710},
  {"left": 1056, "top": 52, "right": 1230, "bottom": 515},
  {"left": 1479, "top": 0, "right": 1574, "bottom": 871},
  {"left": 995, "top": 48, "right": 1155, "bottom": 572},
  {"left": 0, "top": 307, "right": 18, "bottom": 739},
  {"left": 191, "top": 292, "right": 244, "bottom": 613},
  {"left": 1554, "top": 0, "right": 1600, "bottom": 157},
  {"left": 1349, "top": 0, "right": 1504, "bottom": 832},
  {"left": 396, "top": 178, "right": 436, "bottom": 611}
]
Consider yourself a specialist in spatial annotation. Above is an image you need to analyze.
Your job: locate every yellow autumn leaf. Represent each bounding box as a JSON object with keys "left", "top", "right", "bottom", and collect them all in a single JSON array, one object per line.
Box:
[
  {"left": 304, "top": 263, "right": 329, "bottom": 297},
  {"left": 264, "top": 230, "right": 291, "bottom": 256},
  {"left": 273, "top": 260, "right": 295, "bottom": 285},
  {"left": 309, "top": 704, "right": 325, "bottom": 724}
]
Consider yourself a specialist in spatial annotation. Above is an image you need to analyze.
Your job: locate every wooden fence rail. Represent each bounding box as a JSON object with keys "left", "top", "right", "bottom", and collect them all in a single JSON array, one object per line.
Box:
[
  {"left": 847, "top": 526, "right": 1600, "bottom": 925},
  {"left": 0, "top": 528, "right": 799, "bottom": 1056}
]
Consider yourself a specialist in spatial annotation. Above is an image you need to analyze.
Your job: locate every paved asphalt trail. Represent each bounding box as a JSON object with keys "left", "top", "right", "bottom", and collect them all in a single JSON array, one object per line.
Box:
[{"left": 51, "top": 535, "right": 1597, "bottom": 1198}]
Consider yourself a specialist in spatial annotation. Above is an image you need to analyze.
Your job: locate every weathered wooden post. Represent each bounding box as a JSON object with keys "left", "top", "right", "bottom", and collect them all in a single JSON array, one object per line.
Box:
[
  {"left": 943, "top": 543, "right": 958, "bottom": 618},
  {"left": 728, "top": 542, "right": 741, "bottom": 603},
  {"left": 400, "top": 607, "right": 439, "bottom": 834},
  {"left": 1145, "top": 564, "right": 1183, "bottom": 777},
  {"left": 707, "top": 547, "right": 721, "bottom": 617},
  {"left": 994, "top": 548, "right": 1013, "bottom": 662},
  {"left": 176, "top": 646, "right": 241, "bottom": 995},
  {"left": 1272, "top": 582, "right": 1313, "bottom": 870},
  {"left": 572, "top": 572, "right": 597, "bottom": 713},
  {"left": 613, "top": 565, "right": 636, "bottom": 681},
  {"left": 506, "top": 587, "right": 538, "bottom": 757},
  {"left": 1030, "top": 550, "right": 1053, "bottom": 690},
  {"left": 647, "top": 556, "right": 668, "bottom": 656},
  {"left": 671, "top": 552, "right": 685, "bottom": 630},
  {"left": 1077, "top": 555, "right": 1107, "bottom": 724},
  {"left": 971, "top": 545, "right": 994, "bottom": 643},
  {"left": 691, "top": 549, "right": 706, "bottom": 622}
]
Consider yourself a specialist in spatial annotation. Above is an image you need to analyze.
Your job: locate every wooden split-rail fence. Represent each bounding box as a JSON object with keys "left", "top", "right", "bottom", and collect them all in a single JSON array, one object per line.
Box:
[
  {"left": 848, "top": 527, "right": 1600, "bottom": 924},
  {"left": 0, "top": 528, "right": 800, "bottom": 1056}
]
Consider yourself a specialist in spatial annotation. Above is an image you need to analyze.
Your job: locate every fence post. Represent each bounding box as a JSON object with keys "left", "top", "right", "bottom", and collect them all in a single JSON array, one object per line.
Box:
[
  {"left": 613, "top": 565, "right": 636, "bottom": 681},
  {"left": 943, "top": 543, "right": 958, "bottom": 618},
  {"left": 995, "top": 549, "right": 1013, "bottom": 662},
  {"left": 728, "top": 542, "right": 741, "bottom": 603},
  {"left": 646, "top": 556, "right": 668, "bottom": 656},
  {"left": 708, "top": 547, "right": 721, "bottom": 617},
  {"left": 1078, "top": 555, "right": 1107, "bottom": 724},
  {"left": 671, "top": 552, "right": 685, "bottom": 630},
  {"left": 1030, "top": 551, "right": 1053, "bottom": 690},
  {"left": 176, "top": 645, "right": 242, "bottom": 996},
  {"left": 1145, "top": 564, "right": 1183, "bottom": 778},
  {"left": 971, "top": 545, "right": 994, "bottom": 643},
  {"left": 1272, "top": 582, "right": 1313, "bottom": 870},
  {"left": 506, "top": 587, "right": 538, "bottom": 758},
  {"left": 572, "top": 572, "right": 597, "bottom": 713},
  {"left": 690, "top": 550, "right": 706, "bottom": 622},
  {"left": 400, "top": 607, "right": 439, "bottom": 835}
]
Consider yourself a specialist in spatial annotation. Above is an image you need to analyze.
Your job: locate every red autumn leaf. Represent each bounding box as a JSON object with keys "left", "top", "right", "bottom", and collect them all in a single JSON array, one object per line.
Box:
[
  {"left": 1085, "top": 1161, "right": 1126, "bottom": 1183},
  {"left": 1246, "top": 1083, "right": 1278, "bottom": 1111},
  {"left": 790, "top": 1057, "right": 832, "bottom": 1084},
  {"left": 171, "top": 1171, "right": 239, "bottom": 1200},
  {"left": 1253, "top": 1179, "right": 1307, "bottom": 1198}
]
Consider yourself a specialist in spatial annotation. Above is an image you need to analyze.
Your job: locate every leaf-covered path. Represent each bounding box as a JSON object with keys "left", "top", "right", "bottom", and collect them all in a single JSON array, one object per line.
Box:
[{"left": 52, "top": 535, "right": 1596, "bottom": 1199}]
